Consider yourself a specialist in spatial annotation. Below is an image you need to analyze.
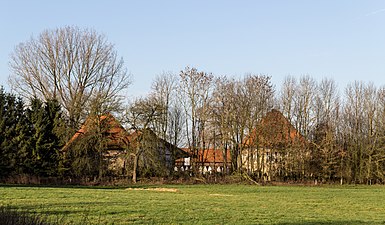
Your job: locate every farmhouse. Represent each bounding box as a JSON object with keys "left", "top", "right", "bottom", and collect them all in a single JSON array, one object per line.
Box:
[
  {"left": 174, "top": 110, "right": 309, "bottom": 179},
  {"left": 63, "top": 113, "right": 187, "bottom": 177},
  {"left": 243, "top": 109, "right": 309, "bottom": 180}
]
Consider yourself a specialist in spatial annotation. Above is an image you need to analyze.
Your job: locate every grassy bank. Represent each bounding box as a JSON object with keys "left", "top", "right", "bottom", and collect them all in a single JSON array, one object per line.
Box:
[{"left": 1, "top": 184, "right": 385, "bottom": 224}]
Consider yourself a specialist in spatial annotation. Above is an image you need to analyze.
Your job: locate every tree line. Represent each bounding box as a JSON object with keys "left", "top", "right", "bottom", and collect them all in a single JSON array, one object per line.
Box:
[
  {"left": 128, "top": 69, "right": 385, "bottom": 184},
  {"left": 1, "top": 26, "right": 385, "bottom": 184}
]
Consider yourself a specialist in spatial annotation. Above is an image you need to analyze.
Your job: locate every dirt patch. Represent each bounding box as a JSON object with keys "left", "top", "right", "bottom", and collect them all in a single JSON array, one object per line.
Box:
[
  {"left": 126, "top": 187, "right": 179, "bottom": 193},
  {"left": 209, "top": 193, "right": 234, "bottom": 197}
]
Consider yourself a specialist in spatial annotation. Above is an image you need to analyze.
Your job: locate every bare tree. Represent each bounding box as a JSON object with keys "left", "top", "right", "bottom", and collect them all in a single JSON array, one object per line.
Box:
[
  {"left": 342, "top": 81, "right": 366, "bottom": 183},
  {"left": 373, "top": 87, "right": 385, "bottom": 182},
  {"left": 277, "top": 76, "right": 299, "bottom": 179},
  {"left": 279, "top": 76, "right": 297, "bottom": 124},
  {"left": 314, "top": 78, "right": 339, "bottom": 126},
  {"left": 240, "top": 75, "right": 275, "bottom": 176},
  {"left": 293, "top": 76, "right": 316, "bottom": 178},
  {"left": 210, "top": 75, "right": 274, "bottom": 176},
  {"left": 125, "top": 97, "right": 165, "bottom": 183},
  {"left": 211, "top": 76, "right": 236, "bottom": 173},
  {"left": 179, "top": 66, "right": 213, "bottom": 172},
  {"left": 149, "top": 71, "right": 177, "bottom": 141},
  {"left": 362, "top": 83, "right": 378, "bottom": 184},
  {"left": 339, "top": 82, "right": 385, "bottom": 184},
  {"left": 9, "top": 26, "right": 131, "bottom": 131},
  {"left": 149, "top": 72, "right": 185, "bottom": 170},
  {"left": 168, "top": 105, "right": 185, "bottom": 148},
  {"left": 312, "top": 78, "right": 340, "bottom": 182},
  {"left": 293, "top": 75, "right": 316, "bottom": 138}
]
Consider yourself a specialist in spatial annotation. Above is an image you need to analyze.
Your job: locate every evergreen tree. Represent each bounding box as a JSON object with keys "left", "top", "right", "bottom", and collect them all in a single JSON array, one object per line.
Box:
[
  {"left": 43, "top": 99, "right": 64, "bottom": 176},
  {"left": 26, "top": 98, "right": 64, "bottom": 176},
  {"left": 13, "top": 98, "right": 32, "bottom": 175},
  {"left": 0, "top": 87, "right": 64, "bottom": 179},
  {"left": 0, "top": 87, "right": 8, "bottom": 177},
  {"left": 0, "top": 88, "right": 28, "bottom": 177}
]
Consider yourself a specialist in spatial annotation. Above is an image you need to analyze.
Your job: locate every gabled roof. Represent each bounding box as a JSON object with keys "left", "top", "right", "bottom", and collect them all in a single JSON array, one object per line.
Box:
[
  {"left": 62, "top": 113, "right": 130, "bottom": 151},
  {"left": 244, "top": 109, "right": 308, "bottom": 148}
]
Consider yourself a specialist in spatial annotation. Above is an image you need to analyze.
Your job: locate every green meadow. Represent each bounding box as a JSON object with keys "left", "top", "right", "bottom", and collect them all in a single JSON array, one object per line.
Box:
[{"left": 1, "top": 184, "right": 385, "bottom": 224}]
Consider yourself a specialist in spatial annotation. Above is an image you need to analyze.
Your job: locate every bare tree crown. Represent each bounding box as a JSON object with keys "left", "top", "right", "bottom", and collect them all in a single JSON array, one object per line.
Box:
[{"left": 9, "top": 26, "right": 131, "bottom": 129}]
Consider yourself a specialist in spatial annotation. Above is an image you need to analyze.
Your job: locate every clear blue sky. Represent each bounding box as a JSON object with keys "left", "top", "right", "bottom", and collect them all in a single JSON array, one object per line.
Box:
[{"left": 1, "top": 0, "right": 385, "bottom": 97}]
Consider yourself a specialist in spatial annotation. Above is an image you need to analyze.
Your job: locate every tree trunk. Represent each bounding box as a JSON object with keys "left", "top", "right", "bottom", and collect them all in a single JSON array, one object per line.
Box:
[{"left": 132, "top": 154, "right": 138, "bottom": 183}]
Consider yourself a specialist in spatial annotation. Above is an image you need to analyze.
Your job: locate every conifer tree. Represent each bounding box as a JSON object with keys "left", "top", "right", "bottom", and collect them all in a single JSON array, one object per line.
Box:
[
  {"left": 0, "top": 88, "right": 8, "bottom": 177},
  {"left": 0, "top": 88, "right": 28, "bottom": 177},
  {"left": 26, "top": 98, "right": 63, "bottom": 176}
]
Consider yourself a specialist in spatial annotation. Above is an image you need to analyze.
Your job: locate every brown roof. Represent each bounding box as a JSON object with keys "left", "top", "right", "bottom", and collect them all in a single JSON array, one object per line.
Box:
[
  {"left": 244, "top": 109, "right": 307, "bottom": 148},
  {"left": 198, "top": 149, "right": 231, "bottom": 163},
  {"left": 62, "top": 113, "right": 130, "bottom": 151}
]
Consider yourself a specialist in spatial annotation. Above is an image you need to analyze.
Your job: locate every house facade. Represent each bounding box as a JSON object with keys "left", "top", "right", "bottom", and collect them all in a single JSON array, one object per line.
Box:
[
  {"left": 242, "top": 109, "right": 309, "bottom": 180},
  {"left": 175, "top": 148, "right": 232, "bottom": 174}
]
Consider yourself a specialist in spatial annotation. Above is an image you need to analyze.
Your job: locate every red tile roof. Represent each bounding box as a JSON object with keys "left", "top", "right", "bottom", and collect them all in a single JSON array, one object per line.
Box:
[
  {"left": 244, "top": 109, "right": 307, "bottom": 148},
  {"left": 62, "top": 113, "right": 130, "bottom": 151},
  {"left": 180, "top": 148, "right": 232, "bottom": 163}
]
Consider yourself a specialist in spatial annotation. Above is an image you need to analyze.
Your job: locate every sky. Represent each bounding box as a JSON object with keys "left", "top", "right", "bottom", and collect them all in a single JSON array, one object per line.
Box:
[{"left": 1, "top": 0, "right": 385, "bottom": 98}]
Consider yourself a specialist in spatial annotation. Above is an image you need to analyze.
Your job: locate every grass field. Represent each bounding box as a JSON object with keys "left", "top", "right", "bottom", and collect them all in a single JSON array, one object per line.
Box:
[{"left": 1, "top": 184, "right": 385, "bottom": 224}]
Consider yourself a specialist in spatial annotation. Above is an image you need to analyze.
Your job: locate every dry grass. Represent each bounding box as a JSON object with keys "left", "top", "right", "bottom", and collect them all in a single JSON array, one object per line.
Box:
[{"left": 125, "top": 187, "right": 179, "bottom": 192}]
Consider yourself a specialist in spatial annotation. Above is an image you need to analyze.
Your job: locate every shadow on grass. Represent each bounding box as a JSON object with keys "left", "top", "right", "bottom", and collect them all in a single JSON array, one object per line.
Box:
[
  {"left": 0, "top": 206, "right": 105, "bottom": 225},
  {"left": 5, "top": 204, "right": 85, "bottom": 215},
  {"left": 0, "top": 206, "right": 57, "bottom": 225}
]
